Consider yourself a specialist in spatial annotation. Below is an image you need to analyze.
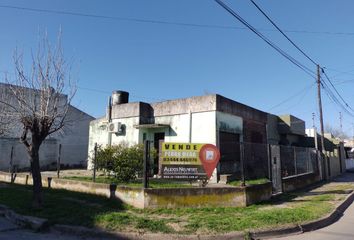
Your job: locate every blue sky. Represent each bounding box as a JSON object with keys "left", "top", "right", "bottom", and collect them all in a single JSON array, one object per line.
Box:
[{"left": 1, "top": 0, "right": 354, "bottom": 135}]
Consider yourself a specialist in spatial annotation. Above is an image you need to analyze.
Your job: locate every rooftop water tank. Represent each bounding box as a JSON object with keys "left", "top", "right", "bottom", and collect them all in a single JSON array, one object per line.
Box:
[{"left": 112, "top": 90, "right": 129, "bottom": 105}]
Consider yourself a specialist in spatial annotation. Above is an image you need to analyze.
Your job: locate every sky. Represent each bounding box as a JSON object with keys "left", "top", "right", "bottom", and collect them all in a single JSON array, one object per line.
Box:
[{"left": 1, "top": 0, "right": 354, "bottom": 136}]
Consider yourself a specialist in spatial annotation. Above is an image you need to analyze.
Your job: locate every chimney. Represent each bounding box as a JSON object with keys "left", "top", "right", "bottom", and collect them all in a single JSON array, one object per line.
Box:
[{"left": 106, "top": 96, "right": 112, "bottom": 121}]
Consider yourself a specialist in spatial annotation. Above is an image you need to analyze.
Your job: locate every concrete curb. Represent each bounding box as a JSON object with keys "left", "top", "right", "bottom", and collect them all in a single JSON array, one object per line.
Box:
[
  {"left": 0, "top": 204, "right": 48, "bottom": 231},
  {"left": 249, "top": 190, "right": 354, "bottom": 240}
]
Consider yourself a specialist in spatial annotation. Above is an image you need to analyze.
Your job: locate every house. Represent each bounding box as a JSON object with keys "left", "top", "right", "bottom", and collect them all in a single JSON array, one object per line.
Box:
[
  {"left": 0, "top": 83, "right": 94, "bottom": 171},
  {"left": 89, "top": 91, "right": 320, "bottom": 182}
]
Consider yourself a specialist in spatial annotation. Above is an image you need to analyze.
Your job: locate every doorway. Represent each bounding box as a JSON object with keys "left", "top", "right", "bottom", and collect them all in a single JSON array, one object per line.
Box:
[{"left": 153, "top": 132, "right": 165, "bottom": 174}]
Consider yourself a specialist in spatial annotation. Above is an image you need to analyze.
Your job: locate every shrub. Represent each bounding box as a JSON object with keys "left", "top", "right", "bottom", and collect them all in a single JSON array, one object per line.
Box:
[{"left": 95, "top": 143, "right": 148, "bottom": 182}]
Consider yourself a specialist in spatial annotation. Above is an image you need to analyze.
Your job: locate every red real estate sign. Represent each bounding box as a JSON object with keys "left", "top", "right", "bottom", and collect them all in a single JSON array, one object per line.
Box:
[{"left": 199, "top": 144, "right": 221, "bottom": 179}]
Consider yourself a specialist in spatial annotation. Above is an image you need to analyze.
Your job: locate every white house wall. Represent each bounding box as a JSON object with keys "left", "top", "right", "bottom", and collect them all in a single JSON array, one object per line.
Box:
[
  {"left": 110, "top": 117, "right": 140, "bottom": 145},
  {"left": 191, "top": 111, "right": 217, "bottom": 144},
  {"left": 154, "top": 113, "right": 191, "bottom": 143},
  {"left": 88, "top": 118, "right": 109, "bottom": 169}
]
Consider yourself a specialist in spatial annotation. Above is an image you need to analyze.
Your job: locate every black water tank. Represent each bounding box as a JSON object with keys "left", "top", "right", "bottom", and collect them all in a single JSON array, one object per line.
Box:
[{"left": 112, "top": 90, "right": 129, "bottom": 105}]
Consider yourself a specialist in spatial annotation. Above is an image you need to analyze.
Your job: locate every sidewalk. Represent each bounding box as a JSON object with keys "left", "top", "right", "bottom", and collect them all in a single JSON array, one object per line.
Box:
[{"left": 251, "top": 172, "right": 354, "bottom": 239}]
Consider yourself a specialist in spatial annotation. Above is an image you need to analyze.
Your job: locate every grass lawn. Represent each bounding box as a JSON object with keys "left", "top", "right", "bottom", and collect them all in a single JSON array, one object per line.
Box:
[
  {"left": 227, "top": 178, "right": 270, "bottom": 186},
  {"left": 0, "top": 182, "right": 352, "bottom": 235},
  {"left": 64, "top": 176, "right": 270, "bottom": 188},
  {"left": 62, "top": 176, "right": 194, "bottom": 188}
]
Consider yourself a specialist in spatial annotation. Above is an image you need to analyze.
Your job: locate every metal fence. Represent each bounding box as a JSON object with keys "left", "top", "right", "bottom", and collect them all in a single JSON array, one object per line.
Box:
[
  {"left": 218, "top": 141, "right": 318, "bottom": 181},
  {"left": 280, "top": 146, "right": 317, "bottom": 178}
]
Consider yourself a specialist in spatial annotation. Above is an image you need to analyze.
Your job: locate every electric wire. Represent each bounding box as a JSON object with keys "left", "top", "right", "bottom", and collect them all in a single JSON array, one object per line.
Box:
[
  {"left": 249, "top": 0, "right": 318, "bottom": 66},
  {"left": 214, "top": 0, "right": 316, "bottom": 79},
  {"left": 2, "top": 4, "right": 354, "bottom": 36},
  {"left": 321, "top": 80, "right": 354, "bottom": 117},
  {"left": 216, "top": 0, "right": 354, "bottom": 121},
  {"left": 321, "top": 68, "right": 354, "bottom": 112},
  {"left": 267, "top": 82, "right": 316, "bottom": 111},
  {"left": 77, "top": 86, "right": 166, "bottom": 102}
]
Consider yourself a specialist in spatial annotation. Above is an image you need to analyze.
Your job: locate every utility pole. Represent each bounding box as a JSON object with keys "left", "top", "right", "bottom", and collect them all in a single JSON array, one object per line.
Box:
[
  {"left": 312, "top": 112, "right": 318, "bottom": 150},
  {"left": 352, "top": 123, "right": 354, "bottom": 147},
  {"left": 312, "top": 112, "right": 315, "bottom": 128},
  {"left": 317, "top": 64, "right": 327, "bottom": 180},
  {"left": 339, "top": 112, "right": 343, "bottom": 133}
]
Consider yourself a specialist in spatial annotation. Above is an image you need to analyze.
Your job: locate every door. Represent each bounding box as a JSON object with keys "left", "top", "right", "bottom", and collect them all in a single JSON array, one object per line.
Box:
[
  {"left": 219, "top": 132, "right": 240, "bottom": 175},
  {"left": 154, "top": 132, "right": 165, "bottom": 175}
]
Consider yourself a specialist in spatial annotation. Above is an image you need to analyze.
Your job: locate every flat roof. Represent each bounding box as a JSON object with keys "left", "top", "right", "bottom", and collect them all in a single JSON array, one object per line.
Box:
[{"left": 134, "top": 124, "right": 170, "bottom": 129}]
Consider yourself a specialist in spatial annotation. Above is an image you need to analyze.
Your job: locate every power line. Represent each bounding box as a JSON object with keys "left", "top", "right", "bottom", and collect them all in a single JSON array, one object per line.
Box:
[
  {"left": 77, "top": 86, "right": 166, "bottom": 102},
  {"left": 321, "top": 80, "right": 354, "bottom": 117},
  {"left": 2, "top": 4, "right": 354, "bottom": 37},
  {"left": 274, "top": 84, "right": 314, "bottom": 114},
  {"left": 267, "top": 82, "right": 315, "bottom": 111},
  {"left": 249, "top": 0, "right": 318, "bottom": 66},
  {"left": 214, "top": 0, "right": 316, "bottom": 79},
  {"left": 321, "top": 68, "right": 354, "bottom": 112}
]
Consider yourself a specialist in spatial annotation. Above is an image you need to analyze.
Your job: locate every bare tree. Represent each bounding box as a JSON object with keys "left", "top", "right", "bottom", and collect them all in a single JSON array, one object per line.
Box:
[
  {"left": 0, "top": 32, "right": 76, "bottom": 207},
  {"left": 325, "top": 124, "right": 349, "bottom": 140}
]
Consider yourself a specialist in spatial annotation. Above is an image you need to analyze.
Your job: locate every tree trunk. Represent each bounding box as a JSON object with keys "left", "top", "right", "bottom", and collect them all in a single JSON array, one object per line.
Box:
[{"left": 30, "top": 145, "right": 42, "bottom": 208}]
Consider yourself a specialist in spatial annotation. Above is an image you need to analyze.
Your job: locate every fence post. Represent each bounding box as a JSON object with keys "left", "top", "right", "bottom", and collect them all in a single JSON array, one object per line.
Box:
[
  {"left": 316, "top": 149, "right": 323, "bottom": 180},
  {"left": 93, "top": 142, "right": 97, "bottom": 182},
  {"left": 9, "top": 146, "right": 14, "bottom": 174},
  {"left": 143, "top": 140, "right": 150, "bottom": 189},
  {"left": 57, "top": 144, "right": 62, "bottom": 178},
  {"left": 267, "top": 144, "right": 272, "bottom": 180},
  {"left": 307, "top": 148, "right": 310, "bottom": 172},
  {"left": 240, "top": 142, "right": 245, "bottom": 187},
  {"left": 9, "top": 146, "right": 14, "bottom": 183}
]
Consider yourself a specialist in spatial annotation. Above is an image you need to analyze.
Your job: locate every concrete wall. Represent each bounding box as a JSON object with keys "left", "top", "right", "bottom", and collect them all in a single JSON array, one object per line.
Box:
[
  {"left": 278, "top": 115, "right": 305, "bottom": 136},
  {"left": 282, "top": 172, "right": 320, "bottom": 192},
  {"left": 216, "top": 111, "right": 243, "bottom": 137},
  {"left": 327, "top": 150, "right": 342, "bottom": 178},
  {"left": 267, "top": 114, "right": 281, "bottom": 145},
  {"left": 144, "top": 187, "right": 246, "bottom": 208},
  {"left": 0, "top": 171, "right": 272, "bottom": 209},
  {"left": 0, "top": 138, "right": 57, "bottom": 171},
  {"left": 245, "top": 182, "right": 273, "bottom": 205},
  {"left": 216, "top": 95, "right": 267, "bottom": 144},
  {"left": 56, "top": 106, "right": 94, "bottom": 167},
  {"left": 0, "top": 83, "right": 93, "bottom": 171},
  {"left": 88, "top": 118, "right": 109, "bottom": 169},
  {"left": 346, "top": 159, "right": 354, "bottom": 170}
]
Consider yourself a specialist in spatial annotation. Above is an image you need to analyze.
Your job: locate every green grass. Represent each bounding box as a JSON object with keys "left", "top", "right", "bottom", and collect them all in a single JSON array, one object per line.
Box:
[
  {"left": 63, "top": 176, "right": 193, "bottom": 188},
  {"left": 0, "top": 182, "right": 345, "bottom": 234},
  {"left": 228, "top": 178, "right": 270, "bottom": 187}
]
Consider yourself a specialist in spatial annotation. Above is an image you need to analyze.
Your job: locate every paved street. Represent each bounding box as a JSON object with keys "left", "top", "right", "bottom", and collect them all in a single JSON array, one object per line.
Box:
[{"left": 272, "top": 198, "right": 354, "bottom": 240}]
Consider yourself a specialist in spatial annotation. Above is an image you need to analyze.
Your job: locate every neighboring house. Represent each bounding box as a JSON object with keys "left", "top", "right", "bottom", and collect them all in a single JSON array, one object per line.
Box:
[
  {"left": 305, "top": 128, "right": 346, "bottom": 178},
  {"left": 89, "top": 90, "right": 322, "bottom": 182},
  {"left": 0, "top": 83, "right": 94, "bottom": 171}
]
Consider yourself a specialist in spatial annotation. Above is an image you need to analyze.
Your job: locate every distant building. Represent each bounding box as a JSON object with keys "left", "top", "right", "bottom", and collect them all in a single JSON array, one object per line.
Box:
[{"left": 0, "top": 83, "right": 94, "bottom": 171}]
